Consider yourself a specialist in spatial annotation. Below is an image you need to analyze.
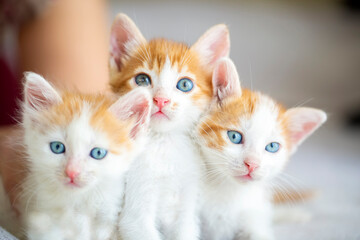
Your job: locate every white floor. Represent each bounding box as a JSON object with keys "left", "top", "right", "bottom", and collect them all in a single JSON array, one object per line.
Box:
[
  {"left": 274, "top": 124, "right": 360, "bottom": 240},
  {"left": 110, "top": 1, "right": 360, "bottom": 239}
]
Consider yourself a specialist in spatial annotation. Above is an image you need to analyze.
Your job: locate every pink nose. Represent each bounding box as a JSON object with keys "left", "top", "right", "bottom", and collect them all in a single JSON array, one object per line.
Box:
[
  {"left": 65, "top": 168, "right": 79, "bottom": 182},
  {"left": 244, "top": 161, "right": 259, "bottom": 173},
  {"left": 153, "top": 97, "right": 170, "bottom": 109}
]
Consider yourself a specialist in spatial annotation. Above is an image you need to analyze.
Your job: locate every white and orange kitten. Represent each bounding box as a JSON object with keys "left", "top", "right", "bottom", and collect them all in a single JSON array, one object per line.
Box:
[
  {"left": 14, "top": 72, "right": 151, "bottom": 240},
  {"left": 195, "top": 58, "right": 327, "bottom": 240},
  {"left": 110, "top": 14, "right": 229, "bottom": 240}
]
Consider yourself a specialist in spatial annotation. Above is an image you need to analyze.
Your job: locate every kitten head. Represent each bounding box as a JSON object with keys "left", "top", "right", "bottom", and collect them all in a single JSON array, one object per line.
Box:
[
  {"left": 110, "top": 13, "right": 230, "bottom": 132},
  {"left": 196, "top": 58, "right": 327, "bottom": 183},
  {"left": 22, "top": 72, "right": 151, "bottom": 193}
]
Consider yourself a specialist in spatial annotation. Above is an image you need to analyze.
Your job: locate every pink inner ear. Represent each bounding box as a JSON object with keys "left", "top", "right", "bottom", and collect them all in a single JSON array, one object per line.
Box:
[
  {"left": 26, "top": 83, "right": 48, "bottom": 109},
  {"left": 110, "top": 34, "right": 123, "bottom": 70},
  {"left": 129, "top": 101, "right": 150, "bottom": 139},
  {"left": 212, "top": 59, "right": 240, "bottom": 101},
  {"left": 292, "top": 122, "right": 317, "bottom": 144},
  {"left": 110, "top": 15, "right": 145, "bottom": 71},
  {"left": 193, "top": 25, "right": 229, "bottom": 67},
  {"left": 209, "top": 37, "right": 230, "bottom": 66},
  {"left": 110, "top": 25, "right": 133, "bottom": 70},
  {"left": 214, "top": 63, "right": 228, "bottom": 89},
  {"left": 304, "top": 122, "right": 317, "bottom": 132}
]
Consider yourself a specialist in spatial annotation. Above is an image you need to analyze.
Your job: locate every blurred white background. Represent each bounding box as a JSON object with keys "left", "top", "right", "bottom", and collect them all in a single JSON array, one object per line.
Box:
[{"left": 108, "top": 0, "right": 360, "bottom": 239}]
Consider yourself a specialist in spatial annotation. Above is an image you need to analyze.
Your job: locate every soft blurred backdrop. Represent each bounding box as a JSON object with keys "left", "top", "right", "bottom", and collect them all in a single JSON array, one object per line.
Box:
[
  {"left": 107, "top": 0, "right": 360, "bottom": 239},
  {"left": 1, "top": 0, "right": 359, "bottom": 239}
]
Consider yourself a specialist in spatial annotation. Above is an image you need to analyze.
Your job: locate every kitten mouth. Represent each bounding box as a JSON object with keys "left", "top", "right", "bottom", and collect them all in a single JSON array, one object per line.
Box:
[
  {"left": 151, "top": 111, "right": 170, "bottom": 120},
  {"left": 234, "top": 173, "right": 253, "bottom": 181},
  {"left": 66, "top": 182, "right": 81, "bottom": 188},
  {"left": 65, "top": 179, "right": 83, "bottom": 188}
]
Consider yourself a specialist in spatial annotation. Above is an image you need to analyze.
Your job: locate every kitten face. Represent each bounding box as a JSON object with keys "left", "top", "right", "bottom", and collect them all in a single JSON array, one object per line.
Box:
[
  {"left": 196, "top": 58, "right": 326, "bottom": 184},
  {"left": 25, "top": 101, "right": 131, "bottom": 191},
  {"left": 112, "top": 40, "right": 211, "bottom": 132},
  {"left": 22, "top": 73, "right": 151, "bottom": 193},
  {"left": 198, "top": 91, "right": 289, "bottom": 182},
  {"left": 110, "top": 14, "right": 230, "bottom": 132}
]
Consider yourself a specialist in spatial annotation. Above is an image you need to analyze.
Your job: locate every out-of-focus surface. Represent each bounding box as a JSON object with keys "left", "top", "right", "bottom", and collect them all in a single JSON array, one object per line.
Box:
[{"left": 108, "top": 1, "right": 360, "bottom": 239}]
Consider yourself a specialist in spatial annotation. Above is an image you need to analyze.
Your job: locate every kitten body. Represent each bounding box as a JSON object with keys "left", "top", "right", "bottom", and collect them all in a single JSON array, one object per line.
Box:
[
  {"left": 110, "top": 14, "right": 229, "bottom": 240},
  {"left": 121, "top": 131, "right": 202, "bottom": 240},
  {"left": 17, "top": 73, "right": 151, "bottom": 240},
  {"left": 201, "top": 179, "right": 271, "bottom": 240},
  {"left": 196, "top": 58, "right": 327, "bottom": 240}
]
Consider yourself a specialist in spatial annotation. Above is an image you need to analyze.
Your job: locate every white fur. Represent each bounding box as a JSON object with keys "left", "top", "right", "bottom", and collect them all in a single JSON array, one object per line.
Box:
[
  {"left": 200, "top": 181, "right": 273, "bottom": 240},
  {"left": 119, "top": 133, "right": 202, "bottom": 240},
  {"left": 118, "top": 57, "right": 205, "bottom": 240}
]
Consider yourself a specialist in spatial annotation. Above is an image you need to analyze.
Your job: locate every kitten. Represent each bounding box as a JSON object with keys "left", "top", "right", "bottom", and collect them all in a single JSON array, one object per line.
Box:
[
  {"left": 17, "top": 72, "right": 151, "bottom": 240},
  {"left": 195, "top": 58, "right": 327, "bottom": 240},
  {"left": 109, "top": 14, "right": 229, "bottom": 240}
]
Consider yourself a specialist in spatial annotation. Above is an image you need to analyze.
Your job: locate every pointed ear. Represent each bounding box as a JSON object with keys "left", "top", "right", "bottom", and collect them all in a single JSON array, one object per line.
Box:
[
  {"left": 191, "top": 24, "right": 230, "bottom": 68},
  {"left": 109, "top": 88, "right": 151, "bottom": 139},
  {"left": 284, "top": 107, "right": 327, "bottom": 153},
  {"left": 110, "top": 13, "right": 146, "bottom": 71},
  {"left": 23, "top": 72, "right": 62, "bottom": 111},
  {"left": 212, "top": 58, "right": 241, "bottom": 102}
]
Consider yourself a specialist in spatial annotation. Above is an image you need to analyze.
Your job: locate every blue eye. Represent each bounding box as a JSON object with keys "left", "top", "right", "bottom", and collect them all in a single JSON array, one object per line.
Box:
[
  {"left": 265, "top": 142, "right": 280, "bottom": 153},
  {"left": 176, "top": 78, "right": 193, "bottom": 92},
  {"left": 227, "top": 131, "right": 242, "bottom": 144},
  {"left": 90, "top": 147, "right": 108, "bottom": 160},
  {"left": 50, "top": 141, "right": 65, "bottom": 154},
  {"left": 135, "top": 74, "right": 151, "bottom": 87}
]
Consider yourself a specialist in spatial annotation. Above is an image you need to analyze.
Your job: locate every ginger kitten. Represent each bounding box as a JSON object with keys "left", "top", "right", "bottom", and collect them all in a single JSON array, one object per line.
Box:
[
  {"left": 10, "top": 72, "right": 151, "bottom": 240},
  {"left": 196, "top": 58, "right": 327, "bottom": 240},
  {"left": 110, "top": 14, "right": 229, "bottom": 240}
]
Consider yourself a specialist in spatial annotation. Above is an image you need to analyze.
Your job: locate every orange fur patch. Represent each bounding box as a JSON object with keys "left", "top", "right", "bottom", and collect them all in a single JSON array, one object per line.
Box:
[
  {"left": 199, "top": 89, "right": 290, "bottom": 150},
  {"left": 110, "top": 38, "right": 212, "bottom": 104},
  {"left": 41, "top": 92, "right": 133, "bottom": 153},
  {"left": 272, "top": 188, "right": 317, "bottom": 204}
]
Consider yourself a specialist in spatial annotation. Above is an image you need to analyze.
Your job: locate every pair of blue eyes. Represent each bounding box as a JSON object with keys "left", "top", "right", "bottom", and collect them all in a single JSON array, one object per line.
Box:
[
  {"left": 226, "top": 131, "right": 280, "bottom": 153},
  {"left": 135, "top": 74, "right": 193, "bottom": 92},
  {"left": 49, "top": 142, "right": 108, "bottom": 160}
]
